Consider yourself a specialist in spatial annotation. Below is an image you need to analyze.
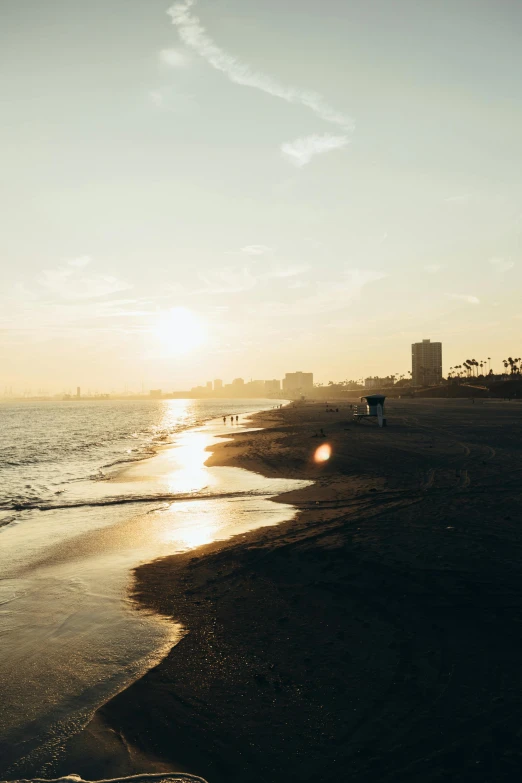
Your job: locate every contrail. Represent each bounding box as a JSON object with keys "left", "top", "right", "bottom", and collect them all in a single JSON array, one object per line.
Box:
[{"left": 166, "top": 0, "right": 353, "bottom": 163}]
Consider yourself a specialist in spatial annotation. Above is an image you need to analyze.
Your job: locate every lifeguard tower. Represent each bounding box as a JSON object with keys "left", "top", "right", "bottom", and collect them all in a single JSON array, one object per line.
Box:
[{"left": 354, "top": 394, "right": 386, "bottom": 426}]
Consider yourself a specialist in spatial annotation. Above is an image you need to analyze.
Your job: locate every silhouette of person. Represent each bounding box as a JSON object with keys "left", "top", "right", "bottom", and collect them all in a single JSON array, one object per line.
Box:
[
  {"left": 230, "top": 416, "right": 234, "bottom": 423},
  {"left": 223, "top": 416, "right": 226, "bottom": 424},
  {"left": 236, "top": 415, "right": 238, "bottom": 422}
]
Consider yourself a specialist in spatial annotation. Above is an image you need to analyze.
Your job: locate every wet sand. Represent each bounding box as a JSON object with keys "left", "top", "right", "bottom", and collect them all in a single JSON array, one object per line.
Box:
[{"left": 60, "top": 399, "right": 522, "bottom": 782}]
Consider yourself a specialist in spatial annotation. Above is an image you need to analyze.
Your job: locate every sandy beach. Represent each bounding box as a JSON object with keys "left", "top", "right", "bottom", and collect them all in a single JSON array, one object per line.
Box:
[{"left": 56, "top": 398, "right": 522, "bottom": 783}]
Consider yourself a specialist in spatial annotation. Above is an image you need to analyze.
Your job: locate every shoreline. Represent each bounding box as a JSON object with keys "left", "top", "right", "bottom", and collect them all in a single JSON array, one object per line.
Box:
[
  {"left": 1, "top": 402, "right": 299, "bottom": 782},
  {"left": 54, "top": 399, "right": 522, "bottom": 781}
]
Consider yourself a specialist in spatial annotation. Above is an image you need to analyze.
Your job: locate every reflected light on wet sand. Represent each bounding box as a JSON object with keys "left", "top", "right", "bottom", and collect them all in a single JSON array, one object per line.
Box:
[
  {"left": 164, "top": 431, "right": 216, "bottom": 495},
  {"left": 159, "top": 501, "right": 220, "bottom": 550}
]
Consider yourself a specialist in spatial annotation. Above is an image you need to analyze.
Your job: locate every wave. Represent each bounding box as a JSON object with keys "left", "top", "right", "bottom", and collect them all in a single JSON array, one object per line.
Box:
[
  {"left": 3, "top": 775, "right": 209, "bottom": 783},
  {"left": 6, "top": 488, "right": 278, "bottom": 513}
]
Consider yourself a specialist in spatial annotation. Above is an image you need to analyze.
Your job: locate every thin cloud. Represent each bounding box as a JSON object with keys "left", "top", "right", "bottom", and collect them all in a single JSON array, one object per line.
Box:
[
  {"left": 166, "top": 0, "right": 353, "bottom": 164},
  {"left": 281, "top": 133, "right": 349, "bottom": 167},
  {"left": 267, "top": 264, "right": 309, "bottom": 279},
  {"left": 197, "top": 266, "right": 258, "bottom": 294},
  {"left": 260, "top": 269, "right": 386, "bottom": 318},
  {"left": 148, "top": 87, "right": 195, "bottom": 111},
  {"left": 159, "top": 47, "right": 189, "bottom": 67},
  {"left": 241, "top": 244, "right": 273, "bottom": 256},
  {"left": 149, "top": 89, "right": 166, "bottom": 107},
  {"left": 38, "top": 260, "right": 131, "bottom": 300},
  {"left": 67, "top": 255, "right": 91, "bottom": 268},
  {"left": 445, "top": 194, "right": 471, "bottom": 204},
  {"left": 447, "top": 293, "right": 480, "bottom": 304},
  {"left": 196, "top": 261, "right": 308, "bottom": 294}
]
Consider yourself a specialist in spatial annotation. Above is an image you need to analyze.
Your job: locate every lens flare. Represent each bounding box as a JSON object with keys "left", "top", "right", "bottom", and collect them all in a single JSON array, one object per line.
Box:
[{"left": 314, "top": 443, "right": 331, "bottom": 463}]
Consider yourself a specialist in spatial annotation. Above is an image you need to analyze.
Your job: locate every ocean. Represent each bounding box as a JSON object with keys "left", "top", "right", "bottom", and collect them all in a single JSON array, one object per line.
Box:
[{"left": 0, "top": 398, "right": 281, "bottom": 526}]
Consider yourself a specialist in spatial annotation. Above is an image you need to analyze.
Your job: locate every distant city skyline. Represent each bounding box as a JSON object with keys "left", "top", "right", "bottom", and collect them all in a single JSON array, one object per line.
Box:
[{"left": 5, "top": 339, "right": 522, "bottom": 400}]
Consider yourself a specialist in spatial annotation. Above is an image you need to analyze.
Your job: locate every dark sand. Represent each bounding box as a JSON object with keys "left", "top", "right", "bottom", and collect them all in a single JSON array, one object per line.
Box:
[{"left": 59, "top": 399, "right": 522, "bottom": 782}]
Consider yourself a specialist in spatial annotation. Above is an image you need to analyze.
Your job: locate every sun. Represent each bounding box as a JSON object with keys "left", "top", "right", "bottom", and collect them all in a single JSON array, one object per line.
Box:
[{"left": 153, "top": 307, "right": 206, "bottom": 356}]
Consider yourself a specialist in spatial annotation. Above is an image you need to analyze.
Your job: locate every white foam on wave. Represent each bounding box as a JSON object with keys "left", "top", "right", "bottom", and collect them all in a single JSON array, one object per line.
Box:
[{"left": 3, "top": 775, "right": 208, "bottom": 783}]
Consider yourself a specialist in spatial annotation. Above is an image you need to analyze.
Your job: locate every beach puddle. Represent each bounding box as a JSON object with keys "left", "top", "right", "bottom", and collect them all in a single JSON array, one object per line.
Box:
[{"left": 0, "top": 412, "right": 310, "bottom": 778}]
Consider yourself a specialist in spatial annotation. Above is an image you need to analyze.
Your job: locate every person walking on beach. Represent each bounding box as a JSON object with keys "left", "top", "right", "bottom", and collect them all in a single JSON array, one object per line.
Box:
[
  {"left": 223, "top": 416, "right": 226, "bottom": 424},
  {"left": 230, "top": 415, "right": 234, "bottom": 423},
  {"left": 236, "top": 415, "right": 238, "bottom": 422}
]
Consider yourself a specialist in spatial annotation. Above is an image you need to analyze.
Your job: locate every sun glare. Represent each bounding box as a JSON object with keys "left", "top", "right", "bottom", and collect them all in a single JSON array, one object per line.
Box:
[
  {"left": 314, "top": 443, "right": 331, "bottom": 463},
  {"left": 153, "top": 307, "right": 206, "bottom": 356}
]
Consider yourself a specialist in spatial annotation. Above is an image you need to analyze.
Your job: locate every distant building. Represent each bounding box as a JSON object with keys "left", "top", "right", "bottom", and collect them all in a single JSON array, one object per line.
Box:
[
  {"left": 411, "top": 339, "right": 443, "bottom": 386},
  {"left": 76, "top": 386, "right": 81, "bottom": 398},
  {"left": 232, "top": 377, "right": 245, "bottom": 387},
  {"left": 244, "top": 380, "right": 266, "bottom": 396},
  {"left": 206, "top": 381, "right": 212, "bottom": 391},
  {"left": 149, "top": 389, "right": 162, "bottom": 398},
  {"left": 282, "top": 372, "right": 314, "bottom": 397},
  {"left": 265, "top": 379, "right": 281, "bottom": 395},
  {"left": 214, "top": 379, "right": 223, "bottom": 391},
  {"left": 364, "top": 376, "right": 395, "bottom": 389}
]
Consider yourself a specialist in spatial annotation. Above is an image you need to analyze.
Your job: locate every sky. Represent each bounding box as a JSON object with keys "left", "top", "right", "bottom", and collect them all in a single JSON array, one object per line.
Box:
[{"left": 2, "top": 0, "right": 522, "bottom": 393}]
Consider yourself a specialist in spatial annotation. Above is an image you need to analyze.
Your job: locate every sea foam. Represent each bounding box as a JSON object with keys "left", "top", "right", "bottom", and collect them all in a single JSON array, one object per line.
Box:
[{"left": 3, "top": 775, "right": 208, "bottom": 783}]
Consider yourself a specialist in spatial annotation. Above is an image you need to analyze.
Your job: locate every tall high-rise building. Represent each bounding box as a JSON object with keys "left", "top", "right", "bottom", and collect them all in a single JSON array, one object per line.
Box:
[
  {"left": 282, "top": 372, "right": 314, "bottom": 396},
  {"left": 213, "top": 379, "right": 223, "bottom": 391},
  {"left": 206, "top": 381, "right": 212, "bottom": 390},
  {"left": 411, "top": 339, "right": 442, "bottom": 386}
]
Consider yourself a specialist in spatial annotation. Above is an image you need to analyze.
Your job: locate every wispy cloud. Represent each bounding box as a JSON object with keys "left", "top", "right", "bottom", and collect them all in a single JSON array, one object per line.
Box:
[
  {"left": 489, "top": 256, "right": 514, "bottom": 272},
  {"left": 38, "top": 258, "right": 131, "bottom": 300},
  {"left": 260, "top": 269, "right": 386, "bottom": 318},
  {"left": 241, "top": 244, "right": 273, "bottom": 256},
  {"left": 268, "top": 264, "right": 308, "bottom": 279},
  {"left": 445, "top": 194, "right": 471, "bottom": 205},
  {"left": 281, "top": 133, "right": 349, "bottom": 167},
  {"left": 198, "top": 266, "right": 258, "bottom": 294},
  {"left": 196, "top": 260, "right": 308, "bottom": 294},
  {"left": 149, "top": 89, "right": 167, "bottom": 107},
  {"left": 67, "top": 255, "right": 91, "bottom": 268},
  {"left": 424, "top": 264, "right": 443, "bottom": 274},
  {"left": 165, "top": 0, "right": 353, "bottom": 164},
  {"left": 447, "top": 293, "right": 480, "bottom": 304},
  {"left": 148, "top": 86, "right": 195, "bottom": 111},
  {"left": 159, "top": 47, "right": 189, "bottom": 67}
]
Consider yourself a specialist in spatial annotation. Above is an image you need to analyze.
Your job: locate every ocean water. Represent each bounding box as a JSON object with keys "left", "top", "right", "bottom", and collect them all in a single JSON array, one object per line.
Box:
[
  {"left": 0, "top": 399, "right": 309, "bottom": 781},
  {"left": 0, "top": 398, "right": 281, "bottom": 525}
]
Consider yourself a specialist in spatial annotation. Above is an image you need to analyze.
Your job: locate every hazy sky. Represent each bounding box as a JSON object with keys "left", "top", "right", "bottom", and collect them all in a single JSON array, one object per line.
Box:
[{"left": 2, "top": 0, "right": 522, "bottom": 392}]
